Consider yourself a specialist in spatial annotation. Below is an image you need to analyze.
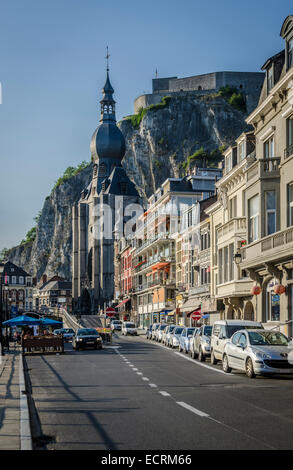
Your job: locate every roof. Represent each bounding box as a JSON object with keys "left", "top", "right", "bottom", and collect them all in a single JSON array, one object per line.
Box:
[
  {"left": 102, "top": 166, "right": 139, "bottom": 196},
  {"left": 4, "top": 261, "right": 31, "bottom": 278}
]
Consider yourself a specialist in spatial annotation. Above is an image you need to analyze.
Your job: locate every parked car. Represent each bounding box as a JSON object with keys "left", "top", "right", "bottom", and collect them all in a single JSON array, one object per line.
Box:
[
  {"left": 190, "top": 325, "right": 212, "bottom": 361},
  {"left": 151, "top": 323, "right": 160, "bottom": 340},
  {"left": 210, "top": 320, "right": 263, "bottom": 364},
  {"left": 122, "top": 322, "right": 138, "bottom": 336},
  {"left": 72, "top": 328, "right": 103, "bottom": 350},
  {"left": 222, "top": 329, "right": 293, "bottom": 378},
  {"left": 156, "top": 324, "right": 168, "bottom": 342},
  {"left": 163, "top": 324, "right": 176, "bottom": 346},
  {"left": 53, "top": 328, "right": 75, "bottom": 342},
  {"left": 110, "top": 320, "right": 122, "bottom": 331},
  {"left": 169, "top": 326, "right": 184, "bottom": 349},
  {"left": 178, "top": 327, "right": 196, "bottom": 353},
  {"left": 146, "top": 324, "right": 153, "bottom": 339}
]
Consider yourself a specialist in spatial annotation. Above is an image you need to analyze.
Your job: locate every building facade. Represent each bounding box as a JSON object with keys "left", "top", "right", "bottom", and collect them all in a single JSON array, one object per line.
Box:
[
  {"left": 2, "top": 261, "right": 33, "bottom": 316},
  {"left": 34, "top": 275, "right": 72, "bottom": 313}
]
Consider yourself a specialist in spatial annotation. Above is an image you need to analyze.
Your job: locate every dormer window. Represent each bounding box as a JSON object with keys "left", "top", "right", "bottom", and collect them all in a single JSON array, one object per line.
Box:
[
  {"left": 288, "top": 37, "right": 293, "bottom": 70},
  {"left": 267, "top": 65, "right": 274, "bottom": 93},
  {"left": 238, "top": 140, "right": 246, "bottom": 161},
  {"left": 226, "top": 152, "right": 232, "bottom": 173}
]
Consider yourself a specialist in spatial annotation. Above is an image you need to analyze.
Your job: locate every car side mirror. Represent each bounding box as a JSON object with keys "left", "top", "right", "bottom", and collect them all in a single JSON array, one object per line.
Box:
[{"left": 237, "top": 343, "right": 245, "bottom": 349}]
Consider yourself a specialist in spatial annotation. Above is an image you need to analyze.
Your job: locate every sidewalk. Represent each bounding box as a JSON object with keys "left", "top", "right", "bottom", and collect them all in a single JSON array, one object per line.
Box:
[{"left": 0, "top": 344, "right": 25, "bottom": 450}]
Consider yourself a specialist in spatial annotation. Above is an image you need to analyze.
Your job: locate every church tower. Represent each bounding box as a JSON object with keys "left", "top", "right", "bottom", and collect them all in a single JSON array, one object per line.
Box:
[{"left": 72, "top": 57, "right": 140, "bottom": 315}]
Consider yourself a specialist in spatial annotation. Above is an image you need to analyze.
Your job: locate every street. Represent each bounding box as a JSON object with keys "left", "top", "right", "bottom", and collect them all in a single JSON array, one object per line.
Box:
[{"left": 25, "top": 333, "right": 293, "bottom": 450}]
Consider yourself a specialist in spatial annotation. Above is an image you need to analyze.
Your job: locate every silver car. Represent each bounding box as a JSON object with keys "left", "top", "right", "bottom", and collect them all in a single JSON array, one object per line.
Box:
[
  {"left": 151, "top": 323, "right": 160, "bottom": 340},
  {"left": 156, "top": 324, "right": 168, "bottom": 342},
  {"left": 223, "top": 329, "right": 293, "bottom": 378},
  {"left": 163, "top": 324, "right": 176, "bottom": 346},
  {"left": 178, "top": 327, "right": 196, "bottom": 353},
  {"left": 169, "top": 326, "right": 184, "bottom": 349},
  {"left": 190, "top": 325, "right": 212, "bottom": 361}
]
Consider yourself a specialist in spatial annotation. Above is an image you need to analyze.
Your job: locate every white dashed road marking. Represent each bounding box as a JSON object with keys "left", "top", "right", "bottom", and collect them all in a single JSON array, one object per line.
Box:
[
  {"left": 159, "top": 391, "right": 171, "bottom": 397},
  {"left": 149, "top": 383, "right": 157, "bottom": 388},
  {"left": 176, "top": 401, "right": 209, "bottom": 418},
  {"left": 142, "top": 377, "right": 149, "bottom": 381}
]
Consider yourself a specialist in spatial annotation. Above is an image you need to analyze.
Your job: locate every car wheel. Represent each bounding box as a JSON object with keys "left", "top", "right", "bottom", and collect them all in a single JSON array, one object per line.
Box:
[
  {"left": 246, "top": 357, "right": 256, "bottom": 379},
  {"left": 198, "top": 347, "right": 206, "bottom": 362},
  {"left": 210, "top": 350, "right": 218, "bottom": 365},
  {"left": 222, "top": 354, "right": 232, "bottom": 373}
]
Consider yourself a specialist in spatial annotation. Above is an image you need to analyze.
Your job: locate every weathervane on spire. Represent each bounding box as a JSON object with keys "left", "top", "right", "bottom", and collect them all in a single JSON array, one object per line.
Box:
[{"left": 105, "top": 46, "right": 110, "bottom": 72}]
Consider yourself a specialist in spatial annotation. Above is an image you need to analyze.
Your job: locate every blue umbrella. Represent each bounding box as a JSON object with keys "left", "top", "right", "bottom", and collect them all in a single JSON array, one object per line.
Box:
[
  {"left": 3, "top": 315, "right": 41, "bottom": 326},
  {"left": 39, "top": 318, "right": 63, "bottom": 326}
]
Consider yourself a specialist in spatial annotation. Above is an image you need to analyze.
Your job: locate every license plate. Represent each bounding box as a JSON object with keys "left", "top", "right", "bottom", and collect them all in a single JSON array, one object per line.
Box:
[{"left": 87, "top": 341, "right": 94, "bottom": 345}]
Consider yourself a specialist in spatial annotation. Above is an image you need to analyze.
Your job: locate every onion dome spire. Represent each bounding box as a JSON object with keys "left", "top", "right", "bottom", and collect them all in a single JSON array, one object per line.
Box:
[{"left": 100, "top": 46, "right": 116, "bottom": 123}]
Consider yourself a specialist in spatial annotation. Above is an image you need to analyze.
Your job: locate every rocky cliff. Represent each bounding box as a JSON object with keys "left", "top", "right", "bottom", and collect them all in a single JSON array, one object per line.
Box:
[{"left": 7, "top": 92, "right": 251, "bottom": 278}]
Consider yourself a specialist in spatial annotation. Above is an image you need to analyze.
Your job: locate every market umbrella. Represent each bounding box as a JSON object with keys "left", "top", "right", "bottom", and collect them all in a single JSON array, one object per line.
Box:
[
  {"left": 39, "top": 318, "right": 63, "bottom": 326},
  {"left": 3, "top": 315, "right": 41, "bottom": 326}
]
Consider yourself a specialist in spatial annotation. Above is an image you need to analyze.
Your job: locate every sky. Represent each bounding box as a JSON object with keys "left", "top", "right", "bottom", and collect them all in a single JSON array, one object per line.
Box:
[{"left": 0, "top": 0, "right": 292, "bottom": 250}]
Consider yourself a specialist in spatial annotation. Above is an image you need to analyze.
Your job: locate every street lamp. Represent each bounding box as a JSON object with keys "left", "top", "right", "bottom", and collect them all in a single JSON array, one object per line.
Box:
[
  {"left": 234, "top": 249, "right": 242, "bottom": 265},
  {"left": 0, "top": 263, "right": 5, "bottom": 357}
]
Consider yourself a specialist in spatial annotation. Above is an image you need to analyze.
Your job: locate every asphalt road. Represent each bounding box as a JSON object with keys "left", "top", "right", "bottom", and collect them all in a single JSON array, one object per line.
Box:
[{"left": 25, "top": 333, "right": 293, "bottom": 450}]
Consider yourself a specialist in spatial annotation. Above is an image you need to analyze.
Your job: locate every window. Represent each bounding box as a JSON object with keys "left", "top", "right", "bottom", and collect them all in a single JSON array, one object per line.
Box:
[
  {"left": 12, "top": 276, "right": 16, "bottom": 284},
  {"left": 19, "top": 276, "right": 24, "bottom": 285},
  {"left": 239, "top": 333, "right": 247, "bottom": 348},
  {"left": 229, "top": 196, "right": 237, "bottom": 219},
  {"left": 229, "top": 244, "right": 234, "bottom": 281},
  {"left": 286, "top": 116, "right": 293, "bottom": 158},
  {"left": 238, "top": 141, "right": 245, "bottom": 161},
  {"left": 288, "top": 183, "right": 293, "bottom": 227},
  {"left": 232, "top": 332, "right": 242, "bottom": 345},
  {"left": 264, "top": 136, "right": 274, "bottom": 159},
  {"left": 226, "top": 152, "right": 232, "bottom": 173},
  {"left": 265, "top": 191, "right": 276, "bottom": 235},
  {"left": 288, "top": 37, "right": 293, "bottom": 70},
  {"left": 267, "top": 66, "right": 274, "bottom": 93},
  {"left": 249, "top": 195, "right": 259, "bottom": 243},
  {"left": 218, "top": 249, "right": 223, "bottom": 285}
]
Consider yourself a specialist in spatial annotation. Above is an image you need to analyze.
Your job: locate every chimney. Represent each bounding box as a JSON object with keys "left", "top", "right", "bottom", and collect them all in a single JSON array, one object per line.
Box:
[{"left": 42, "top": 274, "right": 47, "bottom": 285}]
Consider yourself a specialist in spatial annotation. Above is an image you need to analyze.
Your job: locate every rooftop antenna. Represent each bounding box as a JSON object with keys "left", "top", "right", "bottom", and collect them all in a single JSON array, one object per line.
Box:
[{"left": 105, "top": 45, "right": 110, "bottom": 72}]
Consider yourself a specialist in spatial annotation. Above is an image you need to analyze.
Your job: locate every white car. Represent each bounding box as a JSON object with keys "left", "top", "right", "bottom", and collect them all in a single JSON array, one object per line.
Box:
[
  {"left": 122, "top": 322, "right": 138, "bottom": 336},
  {"left": 222, "top": 329, "right": 293, "bottom": 378},
  {"left": 110, "top": 320, "right": 122, "bottom": 331},
  {"left": 169, "top": 326, "right": 184, "bottom": 348},
  {"left": 210, "top": 320, "right": 263, "bottom": 365},
  {"left": 156, "top": 324, "right": 168, "bottom": 342}
]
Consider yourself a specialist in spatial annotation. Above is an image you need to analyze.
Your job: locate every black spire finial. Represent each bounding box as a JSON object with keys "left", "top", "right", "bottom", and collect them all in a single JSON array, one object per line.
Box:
[
  {"left": 105, "top": 46, "right": 110, "bottom": 73},
  {"left": 100, "top": 47, "right": 116, "bottom": 122}
]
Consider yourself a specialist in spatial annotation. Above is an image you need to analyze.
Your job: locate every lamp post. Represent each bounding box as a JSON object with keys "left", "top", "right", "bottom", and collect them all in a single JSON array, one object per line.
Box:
[{"left": 0, "top": 263, "right": 5, "bottom": 357}]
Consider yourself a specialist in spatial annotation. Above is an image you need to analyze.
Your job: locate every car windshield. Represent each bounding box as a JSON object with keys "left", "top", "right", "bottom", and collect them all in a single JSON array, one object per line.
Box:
[
  {"left": 169, "top": 325, "right": 176, "bottom": 333},
  {"left": 160, "top": 325, "right": 168, "bottom": 330},
  {"left": 203, "top": 326, "right": 212, "bottom": 336},
  {"left": 125, "top": 323, "right": 135, "bottom": 328},
  {"left": 187, "top": 328, "right": 195, "bottom": 335},
  {"left": 248, "top": 331, "right": 289, "bottom": 346},
  {"left": 78, "top": 329, "right": 98, "bottom": 336},
  {"left": 174, "top": 327, "right": 183, "bottom": 334},
  {"left": 226, "top": 325, "right": 262, "bottom": 338}
]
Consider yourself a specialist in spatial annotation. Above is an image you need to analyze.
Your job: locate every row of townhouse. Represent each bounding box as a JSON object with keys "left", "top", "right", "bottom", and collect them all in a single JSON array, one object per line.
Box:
[
  {"left": 1, "top": 261, "right": 33, "bottom": 315},
  {"left": 114, "top": 16, "right": 293, "bottom": 335}
]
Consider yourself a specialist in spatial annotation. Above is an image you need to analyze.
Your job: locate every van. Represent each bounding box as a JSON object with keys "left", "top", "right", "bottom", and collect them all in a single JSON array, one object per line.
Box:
[{"left": 210, "top": 320, "right": 263, "bottom": 364}]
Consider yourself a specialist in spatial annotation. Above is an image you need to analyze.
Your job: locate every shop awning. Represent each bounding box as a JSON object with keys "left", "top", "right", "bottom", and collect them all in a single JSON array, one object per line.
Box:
[
  {"left": 167, "top": 310, "right": 176, "bottom": 316},
  {"left": 180, "top": 298, "right": 201, "bottom": 313},
  {"left": 117, "top": 298, "right": 130, "bottom": 308},
  {"left": 152, "top": 262, "right": 170, "bottom": 271},
  {"left": 187, "top": 307, "right": 201, "bottom": 318}
]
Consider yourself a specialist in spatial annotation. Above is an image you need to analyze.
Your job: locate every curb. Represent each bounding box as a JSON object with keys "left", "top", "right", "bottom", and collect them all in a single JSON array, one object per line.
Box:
[{"left": 19, "top": 354, "right": 32, "bottom": 450}]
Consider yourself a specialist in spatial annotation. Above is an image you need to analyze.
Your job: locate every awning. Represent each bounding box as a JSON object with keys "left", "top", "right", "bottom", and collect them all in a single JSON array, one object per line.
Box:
[
  {"left": 152, "top": 262, "right": 170, "bottom": 271},
  {"left": 167, "top": 310, "right": 176, "bottom": 316},
  {"left": 180, "top": 298, "right": 201, "bottom": 313},
  {"left": 116, "top": 298, "right": 130, "bottom": 308}
]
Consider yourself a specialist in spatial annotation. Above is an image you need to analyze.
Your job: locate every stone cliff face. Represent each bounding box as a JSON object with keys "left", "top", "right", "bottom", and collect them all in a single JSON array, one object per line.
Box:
[
  {"left": 7, "top": 93, "right": 251, "bottom": 278},
  {"left": 119, "top": 93, "right": 250, "bottom": 199},
  {"left": 7, "top": 164, "right": 92, "bottom": 279}
]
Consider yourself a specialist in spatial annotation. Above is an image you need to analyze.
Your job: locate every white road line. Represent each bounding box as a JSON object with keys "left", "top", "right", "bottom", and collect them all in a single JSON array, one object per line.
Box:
[
  {"left": 159, "top": 391, "right": 171, "bottom": 397},
  {"left": 149, "top": 383, "right": 157, "bottom": 388},
  {"left": 137, "top": 372, "right": 143, "bottom": 375},
  {"left": 142, "top": 377, "right": 149, "bottom": 381},
  {"left": 133, "top": 368, "right": 138, "bottom": 371},
  {"left": 176, "top": 401, "right": 209, "bottom": 418}
]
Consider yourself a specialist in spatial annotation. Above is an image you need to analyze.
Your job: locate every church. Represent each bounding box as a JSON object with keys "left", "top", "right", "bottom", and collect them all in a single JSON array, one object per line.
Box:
[{"left": 72, "top": 68, "right": 140, "bottom": 314}]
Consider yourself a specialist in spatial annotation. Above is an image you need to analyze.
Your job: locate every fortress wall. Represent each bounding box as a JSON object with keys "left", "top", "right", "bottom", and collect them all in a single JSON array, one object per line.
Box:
[{"left": 168, "top": 73, "right": 217, "bottom": 91}]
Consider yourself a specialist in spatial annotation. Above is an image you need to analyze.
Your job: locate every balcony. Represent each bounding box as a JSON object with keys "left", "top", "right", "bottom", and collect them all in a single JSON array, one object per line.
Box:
[
  {"left": 241, "top": 226, "right": 293, "bottom": 268},
  {"left": 135, "top": 233, "right": 172, "bottom": 255},
  {"left": 284, "top": 144, "right": 293, "bottom": 160},
  {"left": 246, "top": 157, "right": 280, "bottom": 182},
  {"left": 217, "top": 217, "right": 246, "bottom": 246},
  {"left": 189, "top": 284, "right": 210, "bottom": 295}
]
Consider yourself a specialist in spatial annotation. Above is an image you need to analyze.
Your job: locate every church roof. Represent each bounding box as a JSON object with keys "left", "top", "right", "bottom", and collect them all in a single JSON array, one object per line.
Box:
[{"left": 102, "top": 166, "right": 139, "bottom": 196}]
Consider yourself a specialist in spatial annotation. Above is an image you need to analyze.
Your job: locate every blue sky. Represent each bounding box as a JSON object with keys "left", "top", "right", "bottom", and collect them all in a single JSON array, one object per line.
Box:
[{"left": 0, "top": 0, "right": 292, "bottom": 250}]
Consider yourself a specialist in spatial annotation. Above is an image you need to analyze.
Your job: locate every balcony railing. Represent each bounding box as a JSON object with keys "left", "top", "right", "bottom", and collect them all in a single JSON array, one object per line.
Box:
[
  {"left": 217, "top": 217, "right": 246, "bottom": 241},
  {"left": 261, "top": 226, "right": 293, "bottom": 252},
  {"left": 284, "top": 144, "right": 293, "bottom": 160},
  {"left": 247, "top": 157, "right": 280, "bottom": 181}
]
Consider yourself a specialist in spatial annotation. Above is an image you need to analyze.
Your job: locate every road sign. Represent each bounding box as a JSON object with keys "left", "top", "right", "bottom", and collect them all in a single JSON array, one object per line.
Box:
[
  {"left": 191, "top": 311, "right": 201, "bottom": 320},
  {"left": 106, "top": 307, "right": 116, "bottom": 317}
]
